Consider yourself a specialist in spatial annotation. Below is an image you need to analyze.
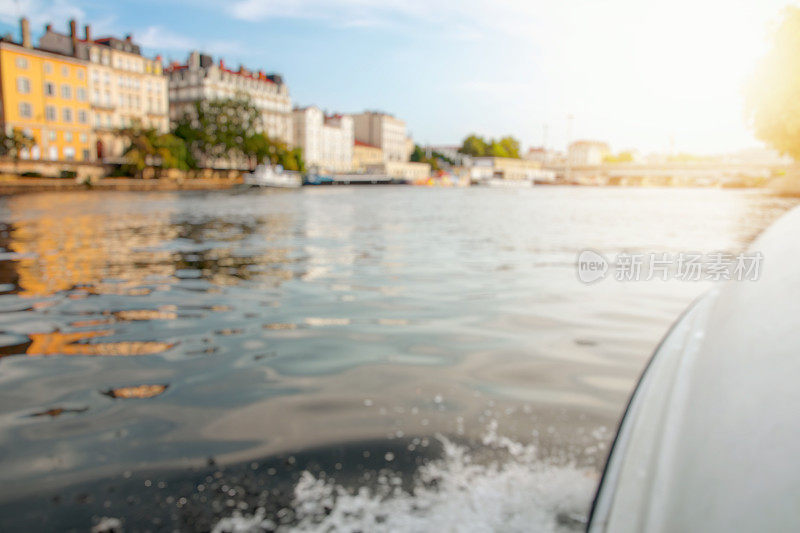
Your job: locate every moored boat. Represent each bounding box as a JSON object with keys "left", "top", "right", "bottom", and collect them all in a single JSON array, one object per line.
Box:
[{"left": 244, "top": 165, "right": 302, "bottom": 188}]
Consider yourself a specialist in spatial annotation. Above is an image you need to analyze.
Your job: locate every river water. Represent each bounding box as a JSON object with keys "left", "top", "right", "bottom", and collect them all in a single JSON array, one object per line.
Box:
[{"left": 0, "top": 186, "right": 794, "bottom": 532}]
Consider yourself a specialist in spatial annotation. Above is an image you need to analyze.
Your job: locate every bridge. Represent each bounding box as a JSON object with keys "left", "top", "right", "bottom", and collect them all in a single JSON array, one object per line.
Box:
[{"left": 547, "top": 162, "right": 787, "bottom": 187}]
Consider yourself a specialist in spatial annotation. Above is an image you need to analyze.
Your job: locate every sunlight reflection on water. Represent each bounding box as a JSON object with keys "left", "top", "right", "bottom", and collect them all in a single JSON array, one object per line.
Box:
[{"left": 0, "top": 186, "right": 794, "bottom": 530}]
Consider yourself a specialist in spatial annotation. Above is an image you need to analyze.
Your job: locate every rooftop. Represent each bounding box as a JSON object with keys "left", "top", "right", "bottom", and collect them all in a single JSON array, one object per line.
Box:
[
  {"left": 165, "top": 53, "right": 282, "bottom": 85},
  {"left": 355, "top": 140, "right": 381, "bottom": 149}
]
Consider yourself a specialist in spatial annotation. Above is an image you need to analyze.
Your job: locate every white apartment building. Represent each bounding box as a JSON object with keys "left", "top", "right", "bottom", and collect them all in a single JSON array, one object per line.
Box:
[
  {"left": 351, "top": 111, "right": 410, "bottom": 162},
  {"left": 293, "top": 106, "right": 353, "bottom": 172},
  {"left": 568, "top": 140, "right": 610, "bottom": 166},
  {"left": 166, "top": 51, "right": 292, "bottom": 145},
  {"left": 38, "top": 20, "right": 169, "bottom": 161}
]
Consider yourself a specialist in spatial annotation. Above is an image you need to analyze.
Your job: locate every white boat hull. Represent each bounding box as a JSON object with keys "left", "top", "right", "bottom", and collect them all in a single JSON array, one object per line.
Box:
[
  {"left": 244, "top": 165, "right": 302, "bottom": 188},
  {"left": 589, "top": 205, "right": 800, "bottom": 532}
]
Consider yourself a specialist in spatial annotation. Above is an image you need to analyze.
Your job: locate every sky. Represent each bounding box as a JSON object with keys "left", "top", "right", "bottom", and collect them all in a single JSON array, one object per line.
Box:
[{"left": 0, "top": 0, "right": 794, "bottom": 154}]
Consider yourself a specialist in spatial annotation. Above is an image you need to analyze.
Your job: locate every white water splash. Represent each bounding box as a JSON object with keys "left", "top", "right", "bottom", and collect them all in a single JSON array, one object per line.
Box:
[{"left": 213, "top": 422, "right": 599, "bottom": 533}]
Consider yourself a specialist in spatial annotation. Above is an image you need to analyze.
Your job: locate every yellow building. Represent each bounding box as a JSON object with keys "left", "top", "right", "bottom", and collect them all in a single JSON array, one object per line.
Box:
[
  {"left": 0, "top": 19, "right": 92, "bottom": 162},
  {"left": 365, "top": 161, "right": 431, "bottom": 181},
  {"left": 352, "top": 140, "right": 383, "bottom": 171},
  {"left": 39, "top": 20, "right": 169, "bottom": 161},
  {"left": 470, "top": 156, "right": 544, "bottom": 181}
]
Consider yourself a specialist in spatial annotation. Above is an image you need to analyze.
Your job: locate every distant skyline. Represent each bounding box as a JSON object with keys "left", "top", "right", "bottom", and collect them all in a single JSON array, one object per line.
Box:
[{"left": 0, "top": 0, "right": 792, "bottom": 154}]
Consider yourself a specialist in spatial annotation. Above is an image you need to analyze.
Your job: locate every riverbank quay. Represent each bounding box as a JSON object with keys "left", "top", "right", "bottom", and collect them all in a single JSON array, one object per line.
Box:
[{"left": 0, "top": 176, "right": 241, "bottom": 195}]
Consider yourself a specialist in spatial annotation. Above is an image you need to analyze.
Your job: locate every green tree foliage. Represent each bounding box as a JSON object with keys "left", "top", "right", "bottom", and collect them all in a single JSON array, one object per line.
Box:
[
  {"left": 174, "top": 97, "right": 260, "bottom": 165},
  {"left": 0, "top": 128, "right": 35, "bottom": 164},
  {"left": 119, "top": 96, "right": 305, "bottom": 175},
  {"left": 458, "top": 134, "right": 520, "bottom": 158},
  {"left": 746, "top": 7, "right": 800, "bottom": 160},
  {"left": 410, "top": 145, "right": 458, "bottom": 171},
  {"left": 242, "top": 132, "right": 305, "bottom": 172},
  {"left": 459, "top": 135, "right": 488, "bottom": 157},
  {"left": 117, "top": 123, "right": 190, "bottom": 176}
]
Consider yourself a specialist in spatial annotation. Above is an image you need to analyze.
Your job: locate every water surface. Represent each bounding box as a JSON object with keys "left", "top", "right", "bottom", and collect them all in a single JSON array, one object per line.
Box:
[{"left": 0, "top": 186, "right": 794, "bottom": 531}]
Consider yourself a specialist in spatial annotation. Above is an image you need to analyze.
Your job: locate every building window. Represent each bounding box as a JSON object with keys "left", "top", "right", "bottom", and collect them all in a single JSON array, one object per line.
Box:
[
  {"left": 65, "top": 132, "right": 73, "bottom": 142},
  {"left": 48, "top": 146, "right": 57, "bottom": 160},
  {"left": 62, "top": 108, "right": 73, "bottom": 122},
  {"left": 48, "top": 130, "right": 57, "bottom": 141},
  {"left": 61, "top": 66, "right": 69, "bottom": 77},
  {"left": 15, "top": 57, "right": 28, "bottom": 69},
  {"left": 76, "top": 87, "right": 87, "bottom": 101},
  {"left": 61, "top": 85, "right": 72, "bottom": 99},
  {"left": 77, "top": 70, "right": 84, "bottom": 80},
  {"left": 44, "top": 82, "right": 55, "bottom": 96},
  {"left": 82, "top": 149, "right": 90, "bottom": 161},
  {"left": 18, "top": 102, "right": 32, "bottom": 118},
  {"left": 44, "top": 62, "right": 52, "bottom": 73},
  {"left": 17, "top": 77, "right": 31, "bottom": 93},
  {"left": 45, "top": 106, "right": 56, "bottom": 121},
  {"left": 64, "top": 147, "right": 75, "bottom": 160},
  {"left": 80, "top": 133, "right": 87, "bottom": 143},
  {"left": 78, "top": 110, "right": 88, "bottom": 123}
]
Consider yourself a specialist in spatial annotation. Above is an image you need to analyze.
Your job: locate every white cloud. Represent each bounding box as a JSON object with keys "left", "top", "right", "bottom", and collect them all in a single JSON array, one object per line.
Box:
[
  {"left": 137, "top": 25, "right": 196, "bottom": 50},
  {"left": 0, "top": 0, "right": 84, "bottom": 27},
  {"left": 135, "top": 25, "right": 244, "bottom": 58},
  {"left": 230, "top": 0, "right": 432, "bottom": 25}
]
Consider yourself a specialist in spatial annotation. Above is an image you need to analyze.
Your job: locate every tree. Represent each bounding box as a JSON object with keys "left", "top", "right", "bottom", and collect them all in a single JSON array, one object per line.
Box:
[
  {"left": 0, "top": 128, "right": 35, "bottom": 171},
  {"left": 174, "top": 96, "right": 261, "bottom": 168},
  {"left": 279, "top": 147, "right": 305, "bottom": 172},
  {"left": 117, "top": 123, "right": 190, "bottom": 177},
  {"left": 746, "top": 7, "right": 800, "bottom": 160},
  {"left": 458, "top": 134, "right": 521, "bottom": 158},
  {"left": 460, "top": 134, "right": 488, "bottom": 157},
  {"left": 243, "top": 133, "right": 273, "bottom": 169},
  {"left": 497, "top": 136, "right": 520, "bottom": 158}
]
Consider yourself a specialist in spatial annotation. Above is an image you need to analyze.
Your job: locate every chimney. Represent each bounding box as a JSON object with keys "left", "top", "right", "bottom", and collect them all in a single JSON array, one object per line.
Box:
[
  {"left": 125, "top": 34, "right": 132, "bottom": 42},
  {"left": 84, "top": 24, "right": 91, "bottom": 42},
  {"left": 20, "top": 18, "right": 31, "bottom": 48},
  {"left": 45, "top": 23, "right": 52, "bottom": 32},
  {"left": 69, "top": 19, "right": 77, "bottom": 55}
]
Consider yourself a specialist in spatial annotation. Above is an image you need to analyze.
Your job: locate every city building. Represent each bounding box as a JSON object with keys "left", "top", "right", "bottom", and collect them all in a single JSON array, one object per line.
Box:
[
  {"left": 292, "top": 106, "right": 353, "bottom": 172},
  {"left": 568, "top": 140, "right": 610, "bottom": 166},
  {"left": 166, "top": 51, "right": 292, "bottom": 145},
  {"left": 365, "top": 161, "right": 431, "bottom": 181},
  {"left": 38, "top": 21, "right": 167, "bottom": 161},
  {"left": 351, "top": 111, "right": 410, "bottom": 162},
  {"left": 0, "top": 18, "right": 92, "bottom": 161},
  {"left": 352, "top": 140, "right": 383, "bottom": 171},
  {"left": 422, "top": 145, "right": 470, "bottom": 166},
  {"left": 469, "top": 156, "right": 548, "bottom": 182}
]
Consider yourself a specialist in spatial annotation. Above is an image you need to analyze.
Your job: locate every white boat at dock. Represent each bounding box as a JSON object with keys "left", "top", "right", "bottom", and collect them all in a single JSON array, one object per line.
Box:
[{"left": 244, "top": 165, "right": 302, "bottom": 188}]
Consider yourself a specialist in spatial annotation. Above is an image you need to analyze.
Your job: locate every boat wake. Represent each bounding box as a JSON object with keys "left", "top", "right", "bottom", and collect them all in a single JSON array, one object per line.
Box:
[{"left": 212, "top": 422, "right": 598, "bottom": 533}]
